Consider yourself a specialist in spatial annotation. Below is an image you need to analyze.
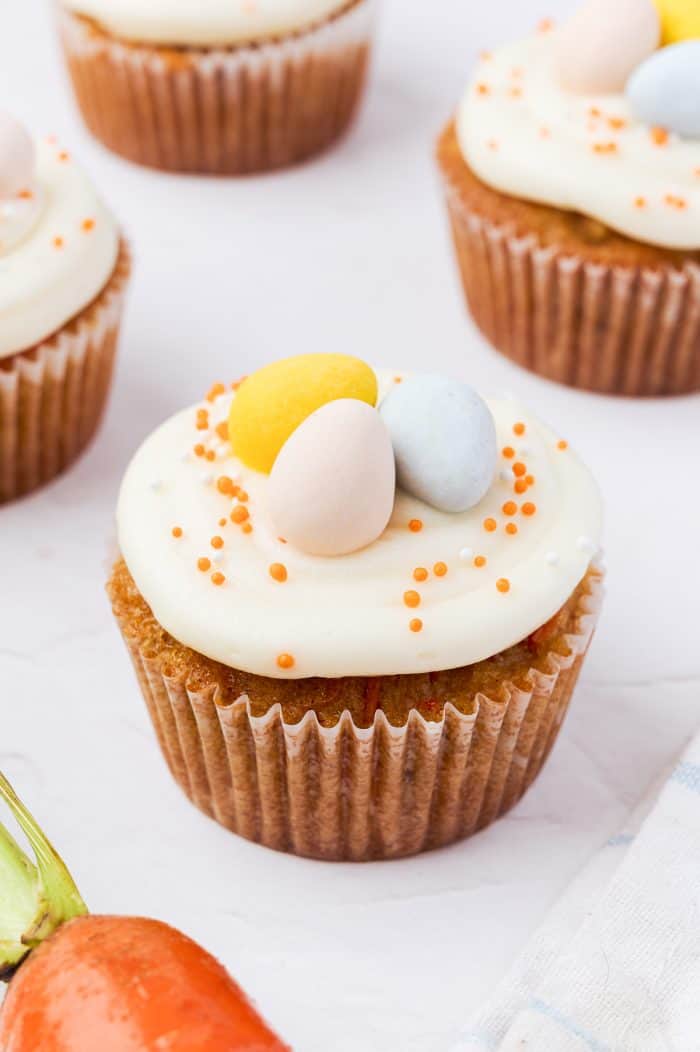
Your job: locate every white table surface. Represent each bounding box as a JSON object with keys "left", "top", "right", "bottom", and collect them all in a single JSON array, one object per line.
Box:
[{"left": 2, "top": 2, "right": 699, "bottom": 1049}]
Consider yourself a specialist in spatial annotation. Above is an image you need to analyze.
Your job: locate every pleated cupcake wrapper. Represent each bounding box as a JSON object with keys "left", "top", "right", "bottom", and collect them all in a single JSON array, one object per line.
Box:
[
  {"left": 443, "top": 183, "right": 700, "bottom": 397},
  {"left": 114, "top": 566, "right": 603, "bottom": 861},
  {"left": 0, "top": 242, "right": 130, "bottom": 503},
  {"left": 59, "top": 0, "right": 375, "bottom": 175}
]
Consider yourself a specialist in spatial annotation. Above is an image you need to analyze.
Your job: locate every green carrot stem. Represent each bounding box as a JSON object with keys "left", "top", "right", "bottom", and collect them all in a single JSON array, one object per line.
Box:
[{"left": 0, "top": 772, "right": 87, "bottom": 980}]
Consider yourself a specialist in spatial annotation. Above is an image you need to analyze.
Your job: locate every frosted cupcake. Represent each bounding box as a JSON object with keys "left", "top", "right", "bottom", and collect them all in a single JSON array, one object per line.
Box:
[
  {"left": 58, "top": 0, "right": 376, "bottom": 174},
  {"left": 0, "top": 113, "right": 129, "bottom": 503},
  {"left": 108, "top": 354, "right": 603, "bottom": 861},
  {"left": 438, "top": 0, "right": 700, "bottom": 396}
]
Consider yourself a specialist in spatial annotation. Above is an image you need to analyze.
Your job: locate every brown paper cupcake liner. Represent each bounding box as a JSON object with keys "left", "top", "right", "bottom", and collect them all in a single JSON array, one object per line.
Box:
[
  {"left": 59, "top": 1, "right": 375, "bottom": 175},
  {"left": 0, "top": 241, "right": 130, "bottom": 503},
  {"left": 113, "top": 565, "right": 603, "bottom": 862},
  {"left": 441, "top": 173, "right": 700, "bottom": 398}
]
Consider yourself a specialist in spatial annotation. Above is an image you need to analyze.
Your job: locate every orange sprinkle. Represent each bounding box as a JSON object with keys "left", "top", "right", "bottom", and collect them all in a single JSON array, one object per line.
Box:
[
  {"left": 53, "top": 236, "right": 64, "bottom": 249},
  {"left": 496, "top": 578, "right": 511, "bottom": 594},
  {"left": 608, "top": 116, "right": 627, "bottom": 131},
  {"left": 557, "top": 439, "right": 568, "bottom": 451},
  {"left": 525, "top": 475, "right": 535, "bottom": 487},
  {"left": 408, "top": 519, "right": 423, "bottom": 533},
  {"left": 521, "top": 502, "right": 537, "bottom": 516},
  {"left": 487, "top": 139, "right": 499, "bottom": 152},
  {"left": 211, "top": 535, "right": 224, "bottom": 549},
  {"left": 474, "top": 555, "right": 487, "bottom": 568},
  {"left": 539, "top": 126, "right": 552, "bottom": 140},
  {"left": 194, "top": 444, "right": 205, "bottom": 457},
  {"left": 502, "top": 501, "right": 517, "bottom": 517},
  {"left": 171, "top": 526, "right": 183, "bottom": 538},
  {"left": 413, "top": 567, "right": 429, "bottom": 583},
  {"left": 514, "top": 479, "right": 528, "bottom": 495},
  {"left": 513, "top": 422, "right": 526, "bottom": 436},
  {"left": 241, "top": 522, "right": 253, "bottom": 535},
  {"left": 205, "top": 450, "right": 216, "bottom": 461},
  {"left": 269, "top": 563, "right": 288, "bottom": 583},
  {"left": 195, "top": 419, "right": 209, "bottom": 431},
  {"left": 665, "top": 194, "right": 687, "bottom": 211},
  {"left": 409, "top": 619, "right": 423, "bottom": 634},
  {"left": 589, "top": 107, "right": 602, "bottom": 119},
  {"left": 231, "top": 505, "right": 249, "bottom": 524},
  {"left": 651, "top": 127, "right": 669, "bottom": 147},
  {"left": 502, "top": 446, "right": 515, "bottom": 459},
  {"left": 206, "top": 382, "right": 226, "bottom": 403},
  {"left": 17, "top": 188, "right": 33, "bottom": 200},
  {"left": 538, "top": 17, "right": 554, "bottom": 32},
  {"left": 505, "top": 523, "right": 518, "bottom": 536},
  {"left": 434, "top": 562, "right": 448, "bottom": 577},
  {"left": 509, "top": 86, "right": 523, "bottom": 99},
  {"left": 592, "top": 141, "right": 618, "bottom": 155},
  {"left": 217, "top": 476, "right": 236, "bottom": 495},
  {"left": 211, "top": 572, "right": 226, "bottom": 586},
  {"left": 216, "top": 421, "right": 229, "bottom": 441},
  {"left": 694, "top": 167, "right": 700, "bottom": 179},
  {"left": 480, "top": 50, "right": 493, "bottom": 61},
  {"left": 634, "top": 196, "right": 647, "bottom": 210},
  {"left": 58, "top": 150, "right": 70, "bottom": 162},
  {"left": 476, "top": 82, "right": 490, "bottom": 96},
  {"left": 403, "top": 590, "right": 421, "bottom": 609},
  {"left": 513, "top": 462, "right": 527, "bottom": 478},
  {"left": 484, "top": 517, "right": 497, "bottom": 532},
  {"left": 237, "top": 491, "right": 249, "bottom": 503},
  {"left": 197, "top": 557, "right": 211, "bottom": 572},
  {"left": 81, "top": 218, "right": 95, "bottom": 232},
  {"left": 218, "top": 518, "right": 227, "bottom": 527},
  {"left": 277, "top": 653, "right": 295, "bottom": 670}
]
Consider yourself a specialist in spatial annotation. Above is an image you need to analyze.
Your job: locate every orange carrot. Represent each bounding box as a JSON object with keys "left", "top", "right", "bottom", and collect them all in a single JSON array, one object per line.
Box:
[{"left": 0, "top": 774, "right": 288, "bottom": 1052}]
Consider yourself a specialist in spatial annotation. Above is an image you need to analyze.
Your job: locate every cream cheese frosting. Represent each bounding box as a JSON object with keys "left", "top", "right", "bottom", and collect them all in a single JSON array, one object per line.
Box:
[
  {"left": 0, "top": 140, "right": 119, "bottom": 359},
  {"left": 117, "top": 373, "right": 603, "bottom": 680},
  {"left": 457, "top": 33, "right": 700, "bottom": 250},
  {"left": 61, "top": 0, "right": 354, "bottom": 46}
]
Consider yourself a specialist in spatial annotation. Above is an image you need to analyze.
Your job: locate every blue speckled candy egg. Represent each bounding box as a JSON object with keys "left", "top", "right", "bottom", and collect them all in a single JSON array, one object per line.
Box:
[
  {"left": 627, "top": 41, "right": 700, "bottom": 139},
  {"left": 379, "top": 375, "right": 497, "bottom": 513}
]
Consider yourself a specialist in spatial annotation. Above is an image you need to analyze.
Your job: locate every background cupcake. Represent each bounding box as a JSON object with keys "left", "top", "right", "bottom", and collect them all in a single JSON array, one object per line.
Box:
[
  {"left": 438, "top": 0, "right": 700, "bottom": 397},
  {"left": 0, "top": 112, "right": 128, "bottom": 503},
  {"left": 108, "top": 354, "right": 603, "bottom": 861},
  {"left": 58, "top": 0, "right": 377, "bottom": 175}
]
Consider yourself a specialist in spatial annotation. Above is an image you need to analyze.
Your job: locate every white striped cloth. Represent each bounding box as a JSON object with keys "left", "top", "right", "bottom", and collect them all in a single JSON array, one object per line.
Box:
[{"left": 452, "top": 732, "right": 700, "bottom": 1052}]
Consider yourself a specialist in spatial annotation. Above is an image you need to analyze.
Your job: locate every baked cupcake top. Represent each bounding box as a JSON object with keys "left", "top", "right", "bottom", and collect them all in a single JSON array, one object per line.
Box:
[
  {"left": 457, "top": 0, "right": 700, "bottom": 249},
  {"left": 61, "top": 0, "right": 357, "bottom": 46},
  {"left": 117, "top": 355, "right": 602, "bottom": 680},
  {"left": 0, "top": 113, "right": 118, "bottom": 358}
]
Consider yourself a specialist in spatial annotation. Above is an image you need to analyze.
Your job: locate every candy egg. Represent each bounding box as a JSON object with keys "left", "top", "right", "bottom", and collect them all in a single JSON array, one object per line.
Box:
[
  {"left": 653, "top": 0, "right": 700, "bottom": 43},
  {"left": 379, "top": 375, "right": 497, "bottom": 513},
  {"left": 554, "top": 0, "right": 660, "bottom": 95},
  {"left": 0, "top": 112, "right": 35, "bottom": 197},
  {"left": 268, "top": 399, "right": 395, "bottom": 557},
  {"left": 627, "top": 41, "right": 700, "bottom": 138},
  {"left": 230, "top": 353, "right": 377, "bottom": 474}
]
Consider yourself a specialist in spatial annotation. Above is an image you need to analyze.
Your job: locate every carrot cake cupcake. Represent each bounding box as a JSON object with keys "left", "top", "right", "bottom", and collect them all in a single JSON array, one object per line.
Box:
[
  {"left": 58, "top": 0, "right": 376, "bottom": 174},
  {"left": 108, "top": 353, "right": 603, "bottom": 861},
  {"left": 0, "top": 112, "right": 129, "bottom": 503},
  {"left": 438, "top": 0, "right": 700, "bottom": 396}
]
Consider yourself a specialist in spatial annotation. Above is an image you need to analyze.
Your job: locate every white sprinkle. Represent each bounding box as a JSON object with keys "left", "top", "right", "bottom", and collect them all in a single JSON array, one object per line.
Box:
[
  {"left": 459, "top": 546, "right": 474, "bottom": 562},
  {"left": 520, "top": 445, "right": 531, "bottom": 457},
  {"left": 546, "top": 551, "right": 560, "bottom": 566},
  {"left": 577, "top": 536, "right": 597, "bottom": 555},
  {"left": 179, "top": 451, "right": 190, "bottom": 463},
  {"left": 201, "top": 472, "right": 214, "bottom": 485},
  {"left": 499, "top": 469, "right": 511, "bottom": 483},
  {"left": 212, "top": 551, "right": 225, "bottom": 565},
  {"left": 149, "top": 480, "right": 163, "bottom": 493}
]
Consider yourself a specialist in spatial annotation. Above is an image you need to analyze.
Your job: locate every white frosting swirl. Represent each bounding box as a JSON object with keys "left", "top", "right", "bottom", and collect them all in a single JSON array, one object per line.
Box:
[
  {"left": 457, "top": 34, "right": 700, "bottom": 250},
  {"left": 117, "top": 373, "right": 602, "bottom": 680},
  {"left": 0, "top": 140, "right": 119, "bottom": 359},
  {"left": 61, "top": 0, "right": 353, "bottom": 46}
]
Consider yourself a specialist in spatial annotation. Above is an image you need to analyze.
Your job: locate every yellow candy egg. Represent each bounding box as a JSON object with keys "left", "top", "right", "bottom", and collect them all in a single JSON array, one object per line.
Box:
[
  {"left": 229, "top": 353, "right": 378, "bottom": 473},
  {"left": 653, "top": 0, "right": 700, "bottom": 42}
]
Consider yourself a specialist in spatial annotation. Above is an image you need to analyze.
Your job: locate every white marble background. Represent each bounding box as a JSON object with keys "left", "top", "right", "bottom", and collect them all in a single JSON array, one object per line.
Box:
[{"left": 1, "top": 2, "right": 699, "bottom": 1049}]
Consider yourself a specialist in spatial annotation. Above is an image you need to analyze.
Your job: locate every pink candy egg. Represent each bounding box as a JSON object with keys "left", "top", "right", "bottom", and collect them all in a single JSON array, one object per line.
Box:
[
  {"left": 554, "top": 0, "right": 660, "bottom": 95},
  {"left": 268, "top": 399, "right": 395, "bottom": 557},
  {"left": 0, "top": 112, "right": 35, "bottom": 197}
]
